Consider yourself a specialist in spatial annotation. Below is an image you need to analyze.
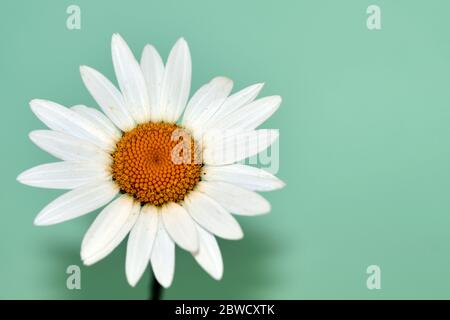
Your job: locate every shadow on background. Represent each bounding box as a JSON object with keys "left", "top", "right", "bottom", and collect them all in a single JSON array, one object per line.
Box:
[{"left": 40, "top": 224, "right": 283, "bottom": 299}]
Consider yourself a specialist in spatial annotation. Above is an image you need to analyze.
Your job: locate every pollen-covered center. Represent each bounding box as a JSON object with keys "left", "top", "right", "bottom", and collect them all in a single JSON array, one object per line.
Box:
[{"left": 111, "top": 122, "right": 202, "bottom": 206}]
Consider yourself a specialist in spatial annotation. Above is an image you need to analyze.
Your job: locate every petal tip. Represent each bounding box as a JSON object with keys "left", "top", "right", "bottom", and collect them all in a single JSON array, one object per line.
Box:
[
  {"left": 231, "top": 228, "right": 244, "bottom": 240},
  {"left": 174, "top": 37, "right": 189, "bottom": 50},
  {"left": 80, "top": 249, "right": 91, "bottom": 263},
  {"left": 262, "top": 207, "right": 272, "bottom": 215},
  {"left": 28, "top": 130, "right": 42, "bottom": 143},
  {"left": 126, "top": 275, "right": 139, "bottom": 287},
  {"left": 187, "top": 241, "right": 200, "bottom": 254},
  {"left": 79, "top": 65, "right": 88, "bottom": 74},
  {"left": 143, "top": 44, "right": 155, "bottom": 51},
  {"left": 212, "top": 271, "right": 223, "bottom": 281},
  {"left": 29, "top": 99, "right": 45, "bottom": 113},
  {"left": 111, "top": 33, "right": 125, "bottom": 47},
  {"left": 29, "top": 99, "right": 40, "bottom": 107},
  {"left": 274, "top": 95, "right": 282, "bottom": 104},
  {"left": 33, "top": 215, "right": 47, "bottom": 226},
  {"left": 16, "top": 172, "right": 24, "bottom": 184},
  {"left": 160, "top": 280, "right": 172, "bottom": 289},
  {"left": 213, "top": 76, "right": 233, "bottom": 87},
  {"left": 81, "top": 258, "right": 94, "bottom": 267}
]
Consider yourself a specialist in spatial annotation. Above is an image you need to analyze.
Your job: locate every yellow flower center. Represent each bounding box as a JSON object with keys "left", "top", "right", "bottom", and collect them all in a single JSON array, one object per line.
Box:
[{"left": 111, "top": 122, "right": 202, "bottom": 206}]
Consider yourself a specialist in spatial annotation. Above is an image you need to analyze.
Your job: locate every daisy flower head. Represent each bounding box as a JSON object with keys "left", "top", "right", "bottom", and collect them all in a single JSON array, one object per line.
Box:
[{"left": 17, "top": 34, "right": 285, "bottom": 288}]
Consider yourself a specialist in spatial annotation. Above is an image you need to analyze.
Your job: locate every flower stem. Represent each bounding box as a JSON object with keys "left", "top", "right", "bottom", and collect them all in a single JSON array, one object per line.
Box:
[{"left": 150, "top": 273, "right": 163, "bottom": 300}]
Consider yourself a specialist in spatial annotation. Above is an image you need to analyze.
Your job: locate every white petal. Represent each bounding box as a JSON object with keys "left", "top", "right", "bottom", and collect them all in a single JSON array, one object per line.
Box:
[
  {"left": 71, "top": 105, "right": 121, "bottom": 142},
  {"left": 193, "top": 225, "right": 223, "bottom": 280},
  {"left": 159, "top": 38, "right": 191, "bottom": 123},
  {"left": 111, "top": 33, "right": 150, "bottom": 123},
  {"left": 181, "top": 82, "right": 210, "bottom": 122},
  {"left": 203, "top": 129, "right": 279, "bottom": 165},
  {"left": 214, "top": 96, "right": 281, "bottom": 131},
  {"left": 17, "top": 161, "right": 109, "bottom": 189},
  {"left": 151, "top": 214, "right": 175, "bottom": 288},
  {"left": 206, "top": 83, "right": 264, "bottom": 129},
  {"left": 161, "top": 203, "right": 198, "bottom": 252},
  {"left": 203, "top": 164, "right": 285, "bottom": 191},
  {"left": 126, "top": 205, "right": 159, "bottom": 287},
  {"left": 182, "top": 77, "right": 233, "bottom": 134},
  {"left": 197, "top": 181, "right": 270, "bottom": 216},
  {"left": 182, "top": 191, "right": 243, "bottom": 240},
  {"left": 83, "top": 204, "right": 140, "bottom": 266},
  {"left": 81, "top": 195, "right": 140, "bottom": 265},
  {"left": 80, "top": 65, "right": 135, "bottom": 131},
  {"left": 29, "top": 99, "right": 115, "bottom": 152},
  {"left": 34, "top": 180, "right": 119, "bottom": 226},
  {"left": 29, "top": 130, "right": 111, "bottom": 163},
  {"left": 140, "top": 45, "right": 164, "bottom": 121}
]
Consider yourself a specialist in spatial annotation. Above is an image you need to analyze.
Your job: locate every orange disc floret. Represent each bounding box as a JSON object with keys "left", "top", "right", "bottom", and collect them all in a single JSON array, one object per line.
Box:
[{"left": 111, "top": 122, "right": 202, "bottom": 206}]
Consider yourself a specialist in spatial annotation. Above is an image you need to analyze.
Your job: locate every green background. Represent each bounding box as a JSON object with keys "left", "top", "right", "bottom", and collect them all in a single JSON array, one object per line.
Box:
[{"left": 1, "top": 0, "right": 450, "bottom": 299}]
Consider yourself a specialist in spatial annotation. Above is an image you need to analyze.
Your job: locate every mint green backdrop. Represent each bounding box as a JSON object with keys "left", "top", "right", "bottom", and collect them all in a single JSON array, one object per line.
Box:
[{"left": 2, "top": 0, "right": 450, "bottom": 299}]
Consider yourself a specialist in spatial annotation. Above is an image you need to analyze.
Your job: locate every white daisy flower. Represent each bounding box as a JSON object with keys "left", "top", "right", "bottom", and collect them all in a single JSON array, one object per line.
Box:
[{"left": 17, "top": 34, "right": 285, "bottom": 288}]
